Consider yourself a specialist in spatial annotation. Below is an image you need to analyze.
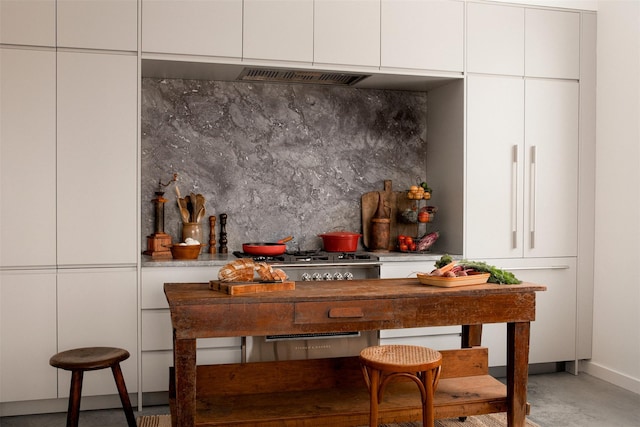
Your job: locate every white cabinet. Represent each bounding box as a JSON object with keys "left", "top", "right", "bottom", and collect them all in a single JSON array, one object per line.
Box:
[
  {"left": 140, "top": 267, "right": 241, "bottom": 394},
  {"left": 314, "top": 0, "right": 380, "bottom": 68},
  {"left": 57, "top": 0, "right": 137, "bottom": 51},
  {"left": 480, "top": 258, "right": 577, "bottom": 366},
  {"left": 142, "top": 0, "right": 242, "bottom": 58},
  {"left": 466, "top": 75, "right": 579, "bottom": 259},
  {"left": 57, "top": 268, "right": 138, "bottom": 396},
  {"left": 56, "top": 51, "right": 137, "bottom": 266},
  {"left": 0, "top": 0, "right": 56, "bottom": 46},
  {"left": 466, "top": 3, "right": 579, "bottom": 79},
  {"left": 243, "top": 0, "right": 313, "bottom": 63},
  {"left": 525, "top": 8, "right": 580, "bottom": 79},
  {"left": 0, "top": 48, "right": 56, "bottom": 268},
  {"left": 466, "top": 2, "right": 524, "bottom": 76},
  {"left": 381, "top": 0, "right": 463, "bottom": 73},
  {"left": 0, "top": 270, "right": 58, "bottom": 402}
]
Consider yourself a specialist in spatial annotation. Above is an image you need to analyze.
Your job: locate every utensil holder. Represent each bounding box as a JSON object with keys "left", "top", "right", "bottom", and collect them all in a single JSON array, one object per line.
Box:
[{"left": 181, "top": 222, "right": 203, "bottom": 251}]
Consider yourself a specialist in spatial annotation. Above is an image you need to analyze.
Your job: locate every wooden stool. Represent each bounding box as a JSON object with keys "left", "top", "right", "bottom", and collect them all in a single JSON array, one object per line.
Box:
[
  {"left": 359, "top": 345, "right": 442, "bottom": 427},
  {"left": 49, "top": 347, "right": 137, "bottom": 427}
]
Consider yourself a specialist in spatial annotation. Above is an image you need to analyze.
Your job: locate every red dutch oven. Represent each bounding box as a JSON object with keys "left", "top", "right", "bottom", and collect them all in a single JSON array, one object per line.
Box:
[{"left": 318, "top": 231, "right": 361, "bottom": 252}]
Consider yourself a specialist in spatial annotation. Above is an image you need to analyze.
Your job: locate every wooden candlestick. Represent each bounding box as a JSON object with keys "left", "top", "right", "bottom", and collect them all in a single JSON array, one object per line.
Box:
[{"left": 208, "top": 216, "right": 217, "bottom": 254}]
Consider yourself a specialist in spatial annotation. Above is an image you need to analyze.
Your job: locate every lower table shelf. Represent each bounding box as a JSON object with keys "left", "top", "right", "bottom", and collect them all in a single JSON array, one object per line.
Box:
[{"left": 170, "top": 347, "right": 522, "bottom": 426}]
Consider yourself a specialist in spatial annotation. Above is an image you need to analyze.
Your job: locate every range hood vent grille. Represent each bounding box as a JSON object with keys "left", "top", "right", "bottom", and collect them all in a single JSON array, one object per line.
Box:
[{"left": 237, "top": 67, "right": 369, "bottom": 86}]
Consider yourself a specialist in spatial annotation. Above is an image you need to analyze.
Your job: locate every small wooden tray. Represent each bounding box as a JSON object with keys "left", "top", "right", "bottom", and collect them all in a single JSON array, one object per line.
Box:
[
  {"left": 416, "top": 273, "right": 490, "bottom": 288},
  {"left": 210, "top": 280, "right": 295, "bottom": 295}
]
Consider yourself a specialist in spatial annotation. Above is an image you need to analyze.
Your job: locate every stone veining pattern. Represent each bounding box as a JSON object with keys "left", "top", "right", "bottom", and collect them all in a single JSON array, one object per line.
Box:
[{"left": 141, "top": 78, "right": 427, "bottom": 252}]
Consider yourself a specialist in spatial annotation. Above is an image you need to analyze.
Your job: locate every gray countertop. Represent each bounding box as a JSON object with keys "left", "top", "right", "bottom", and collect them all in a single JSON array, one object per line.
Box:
[{"left": 141, "top": 251, "right": 455, "bottom": 267}]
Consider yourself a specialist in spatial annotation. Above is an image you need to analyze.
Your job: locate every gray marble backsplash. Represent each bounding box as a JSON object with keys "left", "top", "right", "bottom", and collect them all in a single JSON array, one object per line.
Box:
[{"left": 141, "top": 78, "right": 427, "bottom": 253}]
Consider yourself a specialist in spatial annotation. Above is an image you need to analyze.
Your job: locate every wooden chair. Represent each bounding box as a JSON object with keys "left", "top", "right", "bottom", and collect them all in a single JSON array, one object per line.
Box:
[
  {"left": 49, "top": 347, "right": 136, "bottom": 427},
  {"left": 359, "top": 344, "right": 442, "bottom": 427}
]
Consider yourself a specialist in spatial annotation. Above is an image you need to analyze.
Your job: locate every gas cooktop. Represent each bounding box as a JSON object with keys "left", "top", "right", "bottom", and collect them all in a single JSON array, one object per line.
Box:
[{"left": 232, "top": 250, "right": 379, "bottom": 264}]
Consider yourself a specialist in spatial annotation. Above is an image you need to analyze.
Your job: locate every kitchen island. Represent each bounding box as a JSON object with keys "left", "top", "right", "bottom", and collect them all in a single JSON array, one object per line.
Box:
[{"left": 164, "top": 278, "right": 545, "bottom": 427}]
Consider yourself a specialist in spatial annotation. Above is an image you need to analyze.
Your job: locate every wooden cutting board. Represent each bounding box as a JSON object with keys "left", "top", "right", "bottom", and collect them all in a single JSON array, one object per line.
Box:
[
  {"left": 210, "top": 280, "right": 295, "bottom": 295},
  {"left": 361, "top": 180, "right": 417, "bottom": 251}
]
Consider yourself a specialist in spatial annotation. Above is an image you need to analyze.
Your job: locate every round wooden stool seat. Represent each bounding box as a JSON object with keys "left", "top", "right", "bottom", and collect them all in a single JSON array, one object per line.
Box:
[
  {"left": 49, "top": 347, "right": 136, "bottom": 427},
  {"left": 360, "top": 345, "right": 442, "bottom": 427},
  {"left": 49, "top": 347, "right": 130, "bottom": 371}
]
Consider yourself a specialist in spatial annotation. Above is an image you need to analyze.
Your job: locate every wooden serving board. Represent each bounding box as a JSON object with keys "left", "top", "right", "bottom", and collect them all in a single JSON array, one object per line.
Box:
[
  {"left": 361, "top": 180, "right": 417, "bottom": 251},
  {"left": 416, "top": 273, "right": 490, "bottom": 288},
  {"left": 210, "top": 280, "right": 295, "bottom": 295}
]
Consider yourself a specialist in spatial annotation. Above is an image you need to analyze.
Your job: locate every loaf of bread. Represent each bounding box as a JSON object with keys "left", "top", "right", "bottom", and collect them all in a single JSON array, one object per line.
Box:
[
  {"left": 218, "top": 259, "right": 289, "bottom": 282},
  {"left": 218, "top": 258, "right": 256, "bottom": 282}
]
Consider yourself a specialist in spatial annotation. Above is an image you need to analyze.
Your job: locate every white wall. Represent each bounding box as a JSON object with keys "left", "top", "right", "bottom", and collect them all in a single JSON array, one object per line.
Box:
[{"left": 585, "top": 0, "right": 640, "bottom": 394}]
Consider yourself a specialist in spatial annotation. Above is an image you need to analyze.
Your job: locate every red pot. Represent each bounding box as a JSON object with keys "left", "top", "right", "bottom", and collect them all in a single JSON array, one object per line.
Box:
[{"left": 318, "top": 231, "right": 361, "bottom": 252}]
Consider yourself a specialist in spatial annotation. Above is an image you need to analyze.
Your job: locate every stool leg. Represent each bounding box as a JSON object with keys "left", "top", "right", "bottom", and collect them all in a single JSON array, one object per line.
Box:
[
  {"left": 369, "top": 368, "right": 381, "bottom": 427},
  {"left": 67, "top": 370, "right": 83, "bottom": 427},
  {"left": 111, "top": 363, "right": 137, "bottom": 427}
]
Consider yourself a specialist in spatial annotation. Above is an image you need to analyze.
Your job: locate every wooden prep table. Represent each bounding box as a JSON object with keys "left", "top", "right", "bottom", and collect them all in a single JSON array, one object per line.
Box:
[{"left": 164, "top": 278, "right": 546, "bottom": 427}]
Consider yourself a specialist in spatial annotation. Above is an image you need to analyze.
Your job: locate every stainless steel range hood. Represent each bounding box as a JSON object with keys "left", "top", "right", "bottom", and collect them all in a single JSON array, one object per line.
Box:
[{"left": 141, "top": 59, "right": 462, "bottom": 92}]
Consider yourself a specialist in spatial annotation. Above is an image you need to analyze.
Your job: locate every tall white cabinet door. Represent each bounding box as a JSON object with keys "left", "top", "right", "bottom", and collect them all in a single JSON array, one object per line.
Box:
[
  {"left": 466, "top": 2, "right": 524, "bottom": 76},
  {"left": 0, "top": 0, "right": 56, "bottom": 46},
  {"left": 524, "top": 79, "right": 579, "bottom": 258},
  {"left": 243, "top": 0, "right": 313, "bottom": 63},
  {"left": 0, "top": 48, "right": 56, "bottom": 268},
  {"left": 381, "top": 0, "right": 463, "bottom": 72},
  {"left": 57, "top": 0, "right": 137, "bottom": 51},
  {"left": 142, "top": 0, "right": 242, "bottom": 58},
  {"left": 57, "top": 268, "right": 138, "bottom": 396},
  {"left": 314, "top": 0, "right": 380, "bottom": 68},
  {"left": 56, "top": 52, "right": 137, "bottom": 266},
  {"left": 466, "top": 75, "right": 525, "bottom": 259},
  {"left": 0, "top": 270, "right": 58, "bottom": 402},
  {"left": 525, "top": 8, "right": 580, "bottom": 79}
]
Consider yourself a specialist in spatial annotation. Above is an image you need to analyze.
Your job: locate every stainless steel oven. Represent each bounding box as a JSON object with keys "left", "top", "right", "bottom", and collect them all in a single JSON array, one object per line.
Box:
[{"left": 234, "top": 251, "right": 382, "bottom": 363}]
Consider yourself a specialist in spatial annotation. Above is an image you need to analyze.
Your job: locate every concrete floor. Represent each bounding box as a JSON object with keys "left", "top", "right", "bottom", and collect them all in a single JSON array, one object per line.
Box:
[{"left": 1, "top": 372, "right": 638, "bottom": 426}]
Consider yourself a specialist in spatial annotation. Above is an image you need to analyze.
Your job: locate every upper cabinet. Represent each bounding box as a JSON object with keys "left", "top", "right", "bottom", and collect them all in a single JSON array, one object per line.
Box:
[
  {"left": 466, "top": 2, "right": 524, "bottom": 76},
  {"left": 0, "top": 48, "right": 57, "bottom": 268},
  {"left": 142, "top": 0, "right": 242, "bottom": 58},
  {"left": 57, "top": 0, "right": 137, "bottom": 51},
  {"left": 314, "top": 0, "right": 380, "bottom": 68},
  {"left": 381, "top": 0, "right": 463, "bottom": 73},
  {"left": 0, "top": 0, "right": 56, "bottom": 46},
  {"left": 467, "top": 3, "right": 580, "bottom": 79},
  {"left": 243, "top": 0, "right": 313, "bottom": 63},
  {"left": 525, "top": 8, "right": 580, "bottom": 79}
]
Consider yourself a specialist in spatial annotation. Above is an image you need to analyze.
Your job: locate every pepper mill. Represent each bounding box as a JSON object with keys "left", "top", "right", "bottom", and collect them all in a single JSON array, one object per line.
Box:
[
  {"left": 370, "top": 192, "right": 391, "bottom": 251},
  {"left": 219, "top": 213, "right": 228, "bottom": 254},
  {"left": 208, "top": 215, "right": 217, "bottom": 254}
]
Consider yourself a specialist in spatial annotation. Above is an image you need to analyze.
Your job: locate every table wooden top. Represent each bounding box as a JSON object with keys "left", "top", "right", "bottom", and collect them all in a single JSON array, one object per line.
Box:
[{"left": 164, "top": 278, "right": 546, "bottom": 306}]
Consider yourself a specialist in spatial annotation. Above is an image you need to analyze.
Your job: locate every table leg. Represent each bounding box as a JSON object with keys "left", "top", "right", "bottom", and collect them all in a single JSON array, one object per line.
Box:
[
  {"left": 173, "top": 334, "right": 197, "bottom": 427},
  {"left": 506, "top": 322, "right": 530, "bottom": 427}
]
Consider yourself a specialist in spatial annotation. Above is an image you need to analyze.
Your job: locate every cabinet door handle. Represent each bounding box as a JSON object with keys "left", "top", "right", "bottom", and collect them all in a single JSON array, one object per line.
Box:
[
  {"left": 328, "top": 307, "right": 364, "bottom": 318},
  {"left": 511, "top": 145, "right": 519, "bottom": 249},
  {"left": 529, "top": 145, "right": 537, "bottom": 249},
  {"left": 503, "top": 265, "right": 570, "bottom": 271}
]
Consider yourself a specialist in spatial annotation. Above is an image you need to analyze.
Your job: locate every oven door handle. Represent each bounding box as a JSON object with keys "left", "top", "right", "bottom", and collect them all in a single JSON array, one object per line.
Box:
[{"left": 328, "top": 307, "right": 364, "bottom": 318}]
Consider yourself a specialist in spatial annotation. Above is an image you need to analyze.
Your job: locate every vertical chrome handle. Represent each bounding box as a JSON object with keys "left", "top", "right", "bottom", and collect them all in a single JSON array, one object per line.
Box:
[
  {"left": 511, "top": 145, "right": 519, "bottom": 249},
  {"left": 530, "top": 146, "right": 537, "bottom": 249}
]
